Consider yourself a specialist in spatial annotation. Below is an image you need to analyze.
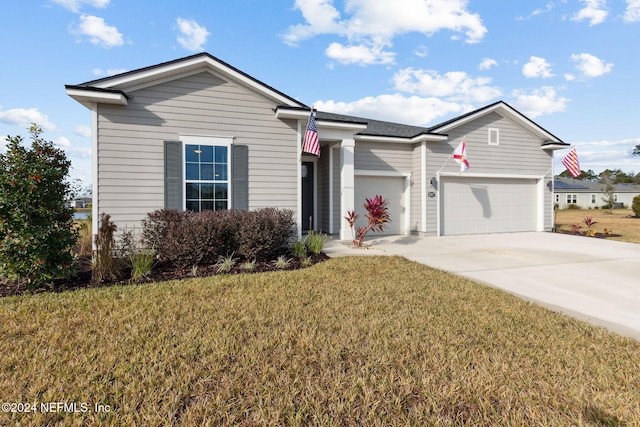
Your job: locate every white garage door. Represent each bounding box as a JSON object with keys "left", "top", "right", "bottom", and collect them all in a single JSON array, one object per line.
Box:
[
  {"left": 441, "top": 177, "right": 538, "bottom": 235},
  {"left": 355, "top": 176, "right": 406, "bottom": 235}
]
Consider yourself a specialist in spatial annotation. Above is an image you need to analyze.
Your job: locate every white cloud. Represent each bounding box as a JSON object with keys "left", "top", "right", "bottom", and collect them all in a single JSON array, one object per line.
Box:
[
  {"left": 624, "top": 0, "right": 640, "bottom": 22},
  {"left": 478, "top": 58, "right": 497, "bottom": 70},
  {"left": 51, "top": 0, "right": 110, "bottom": 13},
  {"left": 54, "top": 136, "right": 72, "bottom": 148},
  {"left": 92, "top": 68, "right": 128, "bottom": 77},
  {"left": 564, "top": 73, "right": 576, "bottom": 81},
  {"left": 522, "top": 56, "right": 554, "bottom": 78},
  {"left": 72, "top": 14, "right": 123, "bottom": 48},
  {"left": 572, "top": 0, "right": 608, "bottom": 25},
  {"left": 511, "top": 86, "right": 568, "bottom": 118},
  {"left": 176, "top": 18, "right": 210, "bottom": 51},
  {"left": 314, "top": 94, "right": 468, "bottom": 126},
  {"left": 392, "top": 68, "right": 502, "bottom": 103},
  {"left": 0, "top": 107, "right": 56, "bottom": 131},
  {"left": 284, "top": 0, "right": 487, "bottom": 64},
  {"left": 325, "top": 42, "right": 395, "bottom": 65},
  {"left": 74, "top": 124, "right": 92, "bottom": 138},
  {"left": 571, "top": 53, "right": 613, "bottom": 78}
]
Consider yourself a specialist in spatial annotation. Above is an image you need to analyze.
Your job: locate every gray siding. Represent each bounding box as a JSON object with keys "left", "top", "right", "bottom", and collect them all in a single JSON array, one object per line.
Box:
[
  {"left": 425, "top": 112, "right": 554, "bottom": 234},
  {"left": 354, "top": 141, "right": 413, "bottom": 172},
  {"left": 96, "top": 71, "right": 298, "bottom": 230}
]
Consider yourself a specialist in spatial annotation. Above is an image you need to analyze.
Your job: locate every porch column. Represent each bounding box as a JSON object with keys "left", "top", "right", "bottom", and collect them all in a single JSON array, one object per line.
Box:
[{"left": 340, "top": 138, "right": 355, "bottom": 240}]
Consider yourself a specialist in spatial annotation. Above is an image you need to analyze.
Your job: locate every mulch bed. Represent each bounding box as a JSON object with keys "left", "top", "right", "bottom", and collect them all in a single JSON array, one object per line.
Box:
[
  {"left": 554, "top": 230, "right": 622, "bottom": 239},
  {"left": 0, "top": 253, "right": 330, "bottom": 299}
]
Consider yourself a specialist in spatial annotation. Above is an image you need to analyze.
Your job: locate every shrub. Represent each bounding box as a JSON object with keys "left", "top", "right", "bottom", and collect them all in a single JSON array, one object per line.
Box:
[
  {"left": 632, "top": 195, "right": 640, "bottom": 217},
  {"left": 305, "top": 230, "right": 329, "bottom": 254},
  {"left": 236, "top": 208, "right": 296, "bottom": 261},
  {"left": 566, "top": 204, "right": 581, "bottom": 210},
  {"left": 92, "top": 213, "right": 119, "bottom": 283},
  {"left": 141, "top": 208, "right": 295, "bottom": 267},
  {"left": 0, "top": 125, "right": 78, "bottom": 288}
]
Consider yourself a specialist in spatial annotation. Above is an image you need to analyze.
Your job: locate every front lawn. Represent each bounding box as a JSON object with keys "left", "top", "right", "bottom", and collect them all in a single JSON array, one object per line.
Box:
[
  {"left": 555, "top": 208, "right": 640, "bottom": 243},
  {"left": 1, "top": 256, "right": 639, "bottom": 425}
]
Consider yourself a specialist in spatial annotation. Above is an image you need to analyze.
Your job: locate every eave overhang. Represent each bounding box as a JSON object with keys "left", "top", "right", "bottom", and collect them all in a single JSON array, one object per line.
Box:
[{"left": 65, "top": 85, "right": 128, "bottom": 109}]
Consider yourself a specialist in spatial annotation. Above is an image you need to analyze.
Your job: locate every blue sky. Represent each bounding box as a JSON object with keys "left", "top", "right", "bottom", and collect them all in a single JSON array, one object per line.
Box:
[{"left": 2, "top": 0, "right": 640, "bottom": 186}]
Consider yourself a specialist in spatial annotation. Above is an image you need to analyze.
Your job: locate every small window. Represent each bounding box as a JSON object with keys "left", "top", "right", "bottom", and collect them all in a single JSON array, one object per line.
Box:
[
  {"left": 614, "top": 194, "right": 618, "bottom": 202},
  {"left": 591, "top": 194, "right": 596, "bottom": 204},
  {"left": 488, "top": 128, "right": 499, "bottom": 145},
  {"left": 566, "top": 194, "right": 577, "bottom": 204}
]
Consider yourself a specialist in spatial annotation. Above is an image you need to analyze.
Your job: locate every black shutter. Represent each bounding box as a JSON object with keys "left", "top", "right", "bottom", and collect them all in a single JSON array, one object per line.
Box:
[
  {"left": 232, "top": 144, "right": 248, "bottom": 210},
  {"left": 164, "top": 141, "right": 183, "bottom": 210}
]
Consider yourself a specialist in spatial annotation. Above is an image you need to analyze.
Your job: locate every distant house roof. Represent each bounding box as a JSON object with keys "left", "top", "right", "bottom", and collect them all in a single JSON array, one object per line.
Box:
[{"left": 554, "top": 176, "right": 640, "bottom": 193}]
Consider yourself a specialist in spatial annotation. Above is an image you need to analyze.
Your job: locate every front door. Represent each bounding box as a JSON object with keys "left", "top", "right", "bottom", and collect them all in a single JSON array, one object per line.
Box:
[{"left": 301, "top": 162, "right": 314, "bottom": 231}]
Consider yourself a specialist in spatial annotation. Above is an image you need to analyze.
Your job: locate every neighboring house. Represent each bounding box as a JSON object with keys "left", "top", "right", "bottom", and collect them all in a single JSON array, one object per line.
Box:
[
  {"left": 554, "top": 176, "right": 640, "bottom": 209},
  {"left": 66, "top": 197, "right": 92, "bottom": 209},
  {"left": 65, "top": 52, "right": 569, "bottom": 238}
]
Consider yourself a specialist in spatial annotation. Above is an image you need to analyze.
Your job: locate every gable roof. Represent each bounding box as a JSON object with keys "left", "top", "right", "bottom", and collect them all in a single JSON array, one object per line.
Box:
[
  {"left": 429, "top": 101, "right": 567, "bottom": 146},
  {"left": 66, "top": 52, "right": 307, "bottom": 109},
  {"left": 66, "top": 53, "right": 565, "bottom": 145}
]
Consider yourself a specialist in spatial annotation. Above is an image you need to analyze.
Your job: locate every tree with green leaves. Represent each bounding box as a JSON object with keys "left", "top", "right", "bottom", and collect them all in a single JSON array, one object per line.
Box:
[
  {"left": 558, "top": 168, "right": 599, "bottom": 181},
  {"left": 0, "top": 124, "right": 79, "bottom": 288},
  {"left": 633, "top": 144, "right": 640, "bottom": 156},
  {"left": 600, "top": 172, "right": 616, "bottom": 213}
]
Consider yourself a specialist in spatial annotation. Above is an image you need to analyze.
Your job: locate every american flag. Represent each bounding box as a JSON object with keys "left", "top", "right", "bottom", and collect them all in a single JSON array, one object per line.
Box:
[
  {"left": 302, "top": 110, "right": 320, "bottom": 157},
  {"left": 561, "top": 147, "right": 580, "bottom": 178}
]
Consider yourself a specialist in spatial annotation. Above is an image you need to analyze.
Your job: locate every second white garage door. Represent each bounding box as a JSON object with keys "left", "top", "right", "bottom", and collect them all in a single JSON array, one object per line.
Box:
[
  {"left": 441, "top": 177, "right": 538, "bottom": 235},
  {"left": 355, "top": 176, "right": 406, "bottom": 235}
]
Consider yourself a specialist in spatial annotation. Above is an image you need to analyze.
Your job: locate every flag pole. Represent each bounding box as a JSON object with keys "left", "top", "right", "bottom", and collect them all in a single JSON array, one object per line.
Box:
[{"left": 436, "top": 135, "right": 467, "bottom": 175}]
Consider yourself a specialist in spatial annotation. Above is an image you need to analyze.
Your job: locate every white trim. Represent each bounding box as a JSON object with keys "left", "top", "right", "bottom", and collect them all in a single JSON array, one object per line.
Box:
[
  {"left": 296, "top": 121, "right": 302, "bottom": 238},
  {"left": 91, "top": 105, "right": 99, "bottom": 248},
  {"left": 316, "top": 120, "right": 368, "bottom": 132},
  {"left": 339, "top": 138, "right": 355, "bottom": 240},
  {"left": 66, "top": 88, "right": 127, "bottom": 108},
  {"left": 438, "top": 172, "right": 544, "bottom": 179},
  {"left": 355, "top": 169, "right": 410, "bottom": 177},
  {"left": 301, "top": 155, "right": 319, "bottom": 231},
  {"left": 355, "top": 134, "right": 447, "bottom": 144},
  {"left": 421, "top": 141, "right": 427, "bottom": 233},
  {"left": 179, "top": 135, "right": 233, "bottom": 212},
  {"left": 537, "top": 178, "right": 545, "bottom": 231},
  {"left": 329, "top": 145, "right": 335, "bottom": 234},
  {"left": 488, "top": 128, "right": 499, "bottom": 146},
  {"left": 93, "top": 55, "right": 303, "bottom": 108}
]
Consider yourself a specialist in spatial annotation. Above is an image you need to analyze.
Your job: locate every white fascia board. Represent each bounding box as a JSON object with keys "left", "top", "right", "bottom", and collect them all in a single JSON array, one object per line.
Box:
[
  {"left": 438, "top": 172, "right": 544, "bottom": 179},
  {"left": 316, "top": 120, "right": 368, "bottom": 132},
  {"left": 275, "top": 109, "right": 310, "bottom": 120},
  {"left": 65, "top": 88, "right": 128, "bottom": 108},
  {"left": 93, "top": 55, "right": 302, "bottom": 107},
  {"left": 541, "top": 143, "right": 570, "bottom": 151}
]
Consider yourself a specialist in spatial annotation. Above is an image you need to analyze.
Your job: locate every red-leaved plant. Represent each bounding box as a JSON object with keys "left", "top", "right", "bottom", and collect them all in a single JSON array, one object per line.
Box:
[{"left": 345, "top": 195, "right": 391, "bottom": 247}]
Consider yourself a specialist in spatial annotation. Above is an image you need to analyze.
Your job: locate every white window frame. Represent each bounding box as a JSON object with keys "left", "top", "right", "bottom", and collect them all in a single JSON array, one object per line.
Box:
[
  {"left": 566, "top": 194, "right": 577, "bottom": 204},
  {"left": 591, "top": 194, "right": 597, "bottom": 204},
  {"left": 488, "top": 128, "right": 500, "bottom": 146},
  {"left": 181, "top": 135, "right": 233, "bottom": 212}
]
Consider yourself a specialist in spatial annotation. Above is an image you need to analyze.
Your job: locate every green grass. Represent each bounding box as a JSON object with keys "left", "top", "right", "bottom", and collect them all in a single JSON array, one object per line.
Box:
[{"left": 1, "top": 257, "right": 639, "bottom": 426}]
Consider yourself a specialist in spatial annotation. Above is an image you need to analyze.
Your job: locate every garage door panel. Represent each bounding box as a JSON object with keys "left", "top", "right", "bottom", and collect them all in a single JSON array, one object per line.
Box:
[
  {"left": 355, "top": 176, "right": 405, "bottom": 235},
  {"left": 442, "top": 177, "right": 537, "bottom": 235}
]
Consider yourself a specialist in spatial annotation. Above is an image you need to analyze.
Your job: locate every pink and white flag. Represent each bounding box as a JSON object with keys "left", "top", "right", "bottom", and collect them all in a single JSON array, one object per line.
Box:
[{"left": 453, "top": 141, "right": 470, "bottom": 172}]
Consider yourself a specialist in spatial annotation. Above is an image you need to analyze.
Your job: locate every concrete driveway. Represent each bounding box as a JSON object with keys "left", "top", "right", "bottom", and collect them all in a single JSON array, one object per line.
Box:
[{"left": 328, "top": 232, "right": 640, "bottom": 340}]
